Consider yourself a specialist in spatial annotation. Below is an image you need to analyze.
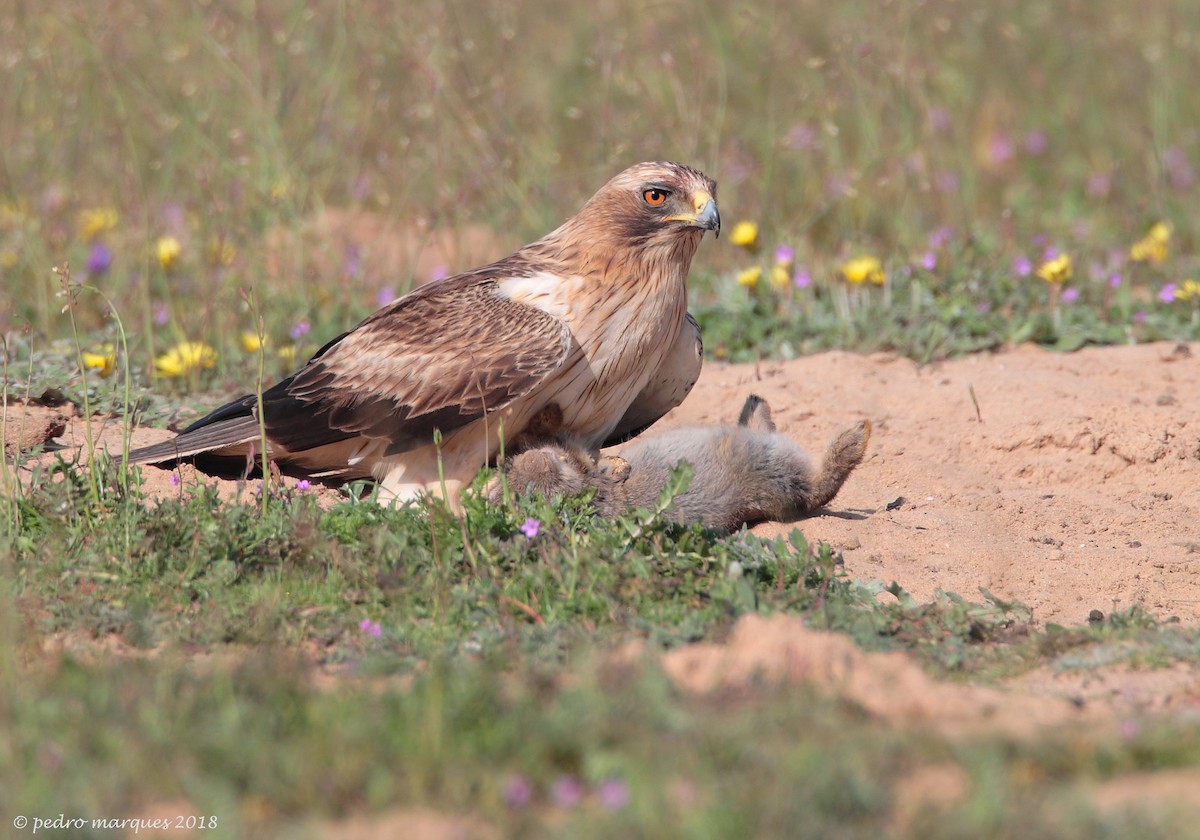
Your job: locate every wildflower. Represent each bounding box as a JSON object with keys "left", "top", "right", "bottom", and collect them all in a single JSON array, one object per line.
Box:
[
  {"left": 1108, "top": 272, "right": 1123, "bottom": 289},
  {"left": 769, "top": 264, "right": 790, "bottom": 290},
  {"left": 153, "top": 302, "right": 170, "bottom": 326},
  {"left": 1086, "top": 171, "right": 1112, "bottom": 199},
  {"left": 81, "top": 345, "right": 116, "bottom": 378},
  {"left": 596, "top": 777, "right": 630, "bottom": 812},
  {"left": 170, "top": 473, "right": 181, "bottom": 487},
  {"left": 1023, "top": 130, "right": 1048, "bottom": 156},
  {"left": 1157, "top": 284, "right": 1177, "bottom": 303},
  {"left": 1061, "top": 287, "right": 1080, "bottom": 304},
  {"left": 155, "top": 236, "right": 182, "bottom": 271},
  {"left": 86, "top": 242, "right": 113, "bottom": 276},
  {"left": 840, "top": 256, "right": 885, "bottom": 285},
  {"left": 927, "top": 227, "right": 954, "bottom": 250},
  {"left": 79, "top": 207, "right": 118, "bottom": 241},
  {"left": 1012, "top": 255, "right": 1033, "bottom": 278},
  {"left": 773, "top": 244, "right": 795, "bottom": 267},
  {"left": 1129, "top": 221, "right": 1171, "bottom": 264},
  {"left": 1036, "top": 253, "right": 1073, "bottom": 285},
  {"left": 551, "top": 775, "right": 583, "bottom": 808},
  {"left": 155, "top": 341, "right": 217, "bottom": 378},
  {"left": 358, "top": 617, "right": 382, "bottom": 638},
  {"left": 205, "top": 237, "right": 236, "bottom": 267},
  {"left": 295, "top": 479, "right": 311, "bottom": 492},
  {"left": 289, "top": 319, "right": 311, "bottom": 341},
  {"left": 278, "top": 345, "right": 298, "bottom": 365},
  {"left": 430, "top": 265, "right": 450, "bottom": 282},
  {"left": 736, "top": 266, "right": 762, "bottom": 288},
  {"left": 375, "top": 285, "right": 396, "bottom": 308},
  {"left": 240, "top": 331, "right": 266, "bottom": 353},
  {"left": 1175, "top": 279, "right": 1200, "bottom": 301},
  {"left": 793, "top": 267, "right": 812, "bottom": 289},
  {"left": 729, "top": 220, "right": 759, "bottom": 250},
  {"left": 986, "top": 133, "right": 1014, "bottom": 166},
  {"left": 502, "top": 774, "right": 533, "bottom": 809},
  {"left": 920, "top": 251, "right": 937, "bottom": 270},
  {"left": 1133, "top": 310, "right": 1148, "bottom": 323},
  {"left": 520, "top": 517, "right": 540, "bottom": 538}
]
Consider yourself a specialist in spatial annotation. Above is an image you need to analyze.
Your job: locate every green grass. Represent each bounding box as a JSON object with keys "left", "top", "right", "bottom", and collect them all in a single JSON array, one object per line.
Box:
[{"left": 4, "top": 1, "right": 1200, "bottom": 836}]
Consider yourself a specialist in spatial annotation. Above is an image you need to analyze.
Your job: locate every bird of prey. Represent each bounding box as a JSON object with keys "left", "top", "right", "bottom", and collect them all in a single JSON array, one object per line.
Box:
[{"left": 129, "top": 161, "right": 720, "bottom": 509}]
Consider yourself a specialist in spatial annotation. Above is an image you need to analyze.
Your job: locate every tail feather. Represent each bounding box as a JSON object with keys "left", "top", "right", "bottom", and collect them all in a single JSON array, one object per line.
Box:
[{"left": 128, "top": 416, "right": 263, "bottom": 464}]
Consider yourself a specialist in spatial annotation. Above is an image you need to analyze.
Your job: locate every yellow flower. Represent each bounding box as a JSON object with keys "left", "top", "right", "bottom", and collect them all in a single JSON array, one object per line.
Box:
[
  {"left": 729, "top": 220, "right": 759, "bottom": 250},
  {"left": 736, "top": 266, "right": 762, "bottom": 288},
  {"left": 81, "top": 345, "right": 116, "bottom": 378},
  {"left": 240, "top": 331, "right": 266, "bottom": 353},
  {"left": 80, "top": 207, "right": 119, "bottom": 241},
  {"left": 1036, "top": 253, "right": 1073, "bottom": 284},
  {"left": 770, "top": 264, "right": 791, "bottom": 290},
  {"left": 155, "top": 236, "right": 182, "bottom": 271},
  {"left": 277, "top": 344, "right": 298, "bottom": 365},
  {"left": 155, "top": 341, "right": 217, "bottom": 378},
  {"left": 206, "top": 237, "right": 236, "bottom": 267},
  {"left": 841, "top": 256, "right": 885, "bottom": 285},
  {"left": 1130, "top": 221, "right": 1171, "bottom": 264},
  {"left": 1176, "top": 279, "right": 1200, "bottom": 301}
]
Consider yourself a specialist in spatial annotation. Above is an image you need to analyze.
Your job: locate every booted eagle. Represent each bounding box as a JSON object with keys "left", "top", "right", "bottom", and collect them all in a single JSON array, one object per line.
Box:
[{"left": 129, "top": 161, "right": 719, "bottom": 509}]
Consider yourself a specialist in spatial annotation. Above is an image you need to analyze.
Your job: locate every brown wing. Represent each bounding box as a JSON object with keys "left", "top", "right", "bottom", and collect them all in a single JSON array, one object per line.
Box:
[{"left": 259, "top": 272, "right": 572, "bottom": 456}]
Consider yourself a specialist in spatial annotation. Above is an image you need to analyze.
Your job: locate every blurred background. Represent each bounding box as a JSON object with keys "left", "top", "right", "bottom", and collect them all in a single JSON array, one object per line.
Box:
[{"left": 2, "top": 0, "right": 1198, "bottom": 384}]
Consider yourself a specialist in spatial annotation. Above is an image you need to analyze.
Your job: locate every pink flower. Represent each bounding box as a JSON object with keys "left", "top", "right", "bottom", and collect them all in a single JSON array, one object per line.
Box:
[
  {"left": 295, "top": 479, "right": 311, "bottom": 492},
  {"left": 1012, "top": 256, "right": 1032, "bottom": 278},
  {"left": 1158, "top": 284, "right": 1178, "bottom": 303},
  {"left": 359, "top": 618, "right": 382, "bottom": 638},
  {"left": 1061, "top": 287, "right": 1079, "bottom": 303},
  {"left": 551, "top": 775, "right": 583, "bottom": 808},
  {"left": 375, "top": 286, "right": 396, "bottom": 308},
  {"left": 920, "top": 251, "right": 937, "bottom": 270},
  {"left": 596, "top": 777, "right": 630, "bottom": 811},
  {"left": 793, "top": 268, "right": 812, "bottom": 289},
  {"left": 502, "top": 774, "right": 533, "bottom": 808},
  {"left": 289, "top": 319, "right": 311, "bottom": 341},
  {"left": 520, "top": 517, "right": 540, "bottom": 538}
]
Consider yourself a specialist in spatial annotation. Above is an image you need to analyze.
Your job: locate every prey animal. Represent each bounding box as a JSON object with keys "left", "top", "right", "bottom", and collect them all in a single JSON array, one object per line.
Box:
[{"left": 489, "top": 395, "right": 872, "bottom": 532}]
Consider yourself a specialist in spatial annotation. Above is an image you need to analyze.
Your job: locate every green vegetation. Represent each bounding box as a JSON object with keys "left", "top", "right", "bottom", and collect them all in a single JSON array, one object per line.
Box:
[{"left": 3, "top": 1, "right": 1200, "bottom": 837}]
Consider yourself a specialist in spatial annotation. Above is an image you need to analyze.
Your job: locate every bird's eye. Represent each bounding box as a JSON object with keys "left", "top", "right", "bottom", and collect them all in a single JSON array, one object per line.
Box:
[{"left": 643, "top": 188, "right": 669, "bottom": 206}]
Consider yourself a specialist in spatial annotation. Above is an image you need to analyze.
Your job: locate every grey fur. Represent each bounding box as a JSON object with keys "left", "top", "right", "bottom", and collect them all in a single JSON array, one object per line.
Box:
[{"left": 489, "top": 394, "right": 871, "bottom": 532}]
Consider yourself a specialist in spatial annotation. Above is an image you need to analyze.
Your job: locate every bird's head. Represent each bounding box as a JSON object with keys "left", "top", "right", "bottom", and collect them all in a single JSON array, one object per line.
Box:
[{"left": 563, "top": 161, "right": 720, "bottom": 254}]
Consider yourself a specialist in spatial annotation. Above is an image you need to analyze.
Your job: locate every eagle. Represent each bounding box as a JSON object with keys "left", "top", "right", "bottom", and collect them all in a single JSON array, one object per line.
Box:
[{"left": 129, "top": 161, "right": 720, "bottom": 509}]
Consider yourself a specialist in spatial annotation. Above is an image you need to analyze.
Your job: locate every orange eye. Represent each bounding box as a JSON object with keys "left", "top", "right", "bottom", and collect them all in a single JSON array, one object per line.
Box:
[{"left": 643, "top": 188, "right": 669, "bottom": 206}]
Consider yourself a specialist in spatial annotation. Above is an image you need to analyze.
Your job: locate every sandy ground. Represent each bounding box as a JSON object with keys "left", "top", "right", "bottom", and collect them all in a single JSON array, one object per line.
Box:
[
  {"left": 8, "top": 340, "right": 1200, "bottom": 630},
  {"left": 8, "top": 342, "right": 1200, "bottom": 830}
]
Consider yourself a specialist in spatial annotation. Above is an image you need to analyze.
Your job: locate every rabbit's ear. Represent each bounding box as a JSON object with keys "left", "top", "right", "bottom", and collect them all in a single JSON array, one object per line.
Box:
[{"left": 737, "top": 394, "right": 775, "bottom": 432}]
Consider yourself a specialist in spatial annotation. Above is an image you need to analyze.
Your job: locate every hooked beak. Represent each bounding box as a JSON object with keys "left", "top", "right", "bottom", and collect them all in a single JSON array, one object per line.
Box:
[{"left": 667, "top": 190, "right": 721, "bottom": 238}]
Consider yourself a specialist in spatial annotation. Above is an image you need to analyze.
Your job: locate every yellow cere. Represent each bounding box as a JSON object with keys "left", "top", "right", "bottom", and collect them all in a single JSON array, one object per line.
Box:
[
  {"left": 1036, "top": 253, "right": 1073, "bottom": 284},
  {"left": 155, "top": 341, "right": 217, "bottom": 378},
  {"left": 841, "top": 256, "right": 885, "bottom": 285},
  {"left": 729, "top": 220, "right": 759, "bottom": 249}
]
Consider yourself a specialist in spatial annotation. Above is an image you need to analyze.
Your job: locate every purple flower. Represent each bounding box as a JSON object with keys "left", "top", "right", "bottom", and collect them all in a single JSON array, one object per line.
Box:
[
  {"left": 153, "top": 302, "right": 170, "bottom": 326},
  {"left": 519, "top": 517, "right": 540, "bottom": 538},
  {"left": 1061, "top": 287, "right": 1079, "bottom": 303},
  {"left": 289, "top": 319, "right": 311, "bottom": 341},
  {"left": 502, "top": 773, "right": 533, "bottom": 809},
  {"left": 1086, "top": 171, "right": 1112, "bottom": 198},
  {"left": 1012, "top": 256, "right": 1032, "bottom": 278},
  {"left": 935, "top": 170, "right": 960, "bottom": 193},
  {"left": 1108, "top": 272, "right": 1123, "bottom": 289},
  {"left": 375, "top": 285, "right": 396, "bottom": 308},
  {"left": 170, "top": 473, "right": 181, "bottom": 486},
  {"left": 1042, "top": 246, "right": 1060, "bottom": 262},
  {"left": 359, "top": 617, "right": 382, "bottom": 638},
  {"left": 1158, "top": 284, "right": 1177, "bottom": 303},
  {"left": 793, "top": 267, "right": 812, "bottom": 289},
  {"left": 920, "top": 251, "right": 937, "bottom": 270},
  {"left": 1023, "top": 130, "right": 1048, "bottom": 156},
  {"left": 342, "top": 244, "right": 362, "bottom": 278},
  {"left": 1133, "top": 310, "right": 1148, "bottom": 323},
  {"left": 295, "top": 479, "right": 311, "bottom": 492},
  {"left": 987, "top": 133, "right": 1014, "bottom": 166},
  {"left": 87, "top": 242, "right": 112, "bottom": 276},
  {"left": 430, "top": 264, "right": 450, "bottom": 282},
  {"left": 551, "top": 775, "right": 583, "bottom": 808},
  {"left": 785, "top": 122, "right": 820, "bottom": 151},
  {"left": 927, "top": 227, "right": 954, "bottom": 250},
  {"left": 596, "top": 777, "right": 630, "bottom": 812},
  {"left": 927, "top": 106, "right": 951, "bottom": 134},
  {"left": 773, "top": 244, "right": 795, "bottom": 265}
]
